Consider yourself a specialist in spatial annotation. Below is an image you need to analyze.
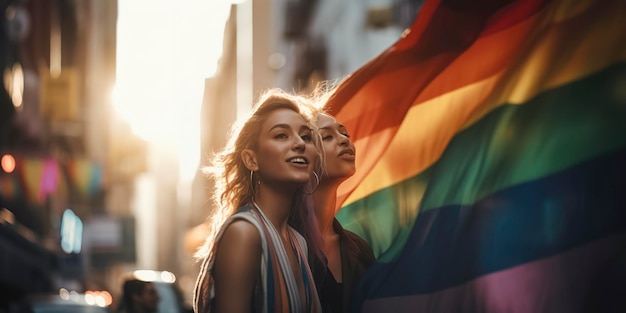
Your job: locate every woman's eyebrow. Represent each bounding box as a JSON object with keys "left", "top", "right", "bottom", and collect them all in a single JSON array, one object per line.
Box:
[
  {"left": 269, "top": 124, "right": 312, "bottom": 132},
  {"left": 268, "top": 124, "right": 290, "bottom": 132}
]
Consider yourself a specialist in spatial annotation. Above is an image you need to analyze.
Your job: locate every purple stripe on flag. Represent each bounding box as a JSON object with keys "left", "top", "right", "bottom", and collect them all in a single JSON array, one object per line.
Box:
[{"left": 361, "top": 233, "right": 626, "bottom": 313}]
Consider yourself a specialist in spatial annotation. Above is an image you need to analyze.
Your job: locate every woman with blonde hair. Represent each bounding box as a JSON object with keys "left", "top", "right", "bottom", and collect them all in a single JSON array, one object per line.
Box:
[{"left": 193, "top": 89, "right": 323, "bottom": 313}]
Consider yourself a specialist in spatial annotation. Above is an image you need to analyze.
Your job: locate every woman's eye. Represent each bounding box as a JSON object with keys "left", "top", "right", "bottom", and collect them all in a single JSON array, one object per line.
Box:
[
  {"left": 322, "top": 135, "right": 333, "bottom": 141},
  {"left": 301, "top": 134, "right": 312, "bottom": 142},
  {"left": 341, "top": 132, "right": 350, "bottom": 138},
  {"left": 275, "top": 133, "right": 288, "bottom": 139}
]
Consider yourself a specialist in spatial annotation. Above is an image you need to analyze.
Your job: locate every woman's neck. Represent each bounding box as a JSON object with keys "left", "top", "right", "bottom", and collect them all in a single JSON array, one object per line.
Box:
[
  {"left": 254, "top": 184, "right": 295, "bottom": 234},
  {"left": 312, "top": 182, "right": 340, "bottom": 236}
]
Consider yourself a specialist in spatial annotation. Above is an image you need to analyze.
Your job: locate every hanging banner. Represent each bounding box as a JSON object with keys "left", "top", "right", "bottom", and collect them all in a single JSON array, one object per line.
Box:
[{"left": 66, "top": 159, "right": 103, "bottom": 198}]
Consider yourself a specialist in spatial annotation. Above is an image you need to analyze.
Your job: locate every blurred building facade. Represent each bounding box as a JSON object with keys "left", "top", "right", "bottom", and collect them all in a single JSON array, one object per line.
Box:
[
  {"left": 0, "top": 0, "right": 149, "bottom": 300},
  {"left": 276, "top": 0, "right": 423, "bottom": 90}
]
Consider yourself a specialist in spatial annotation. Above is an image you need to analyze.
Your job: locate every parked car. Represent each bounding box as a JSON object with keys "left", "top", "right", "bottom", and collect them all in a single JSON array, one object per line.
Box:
[{"left": 28, "top": 289, "right": 112, "bottom": 313}]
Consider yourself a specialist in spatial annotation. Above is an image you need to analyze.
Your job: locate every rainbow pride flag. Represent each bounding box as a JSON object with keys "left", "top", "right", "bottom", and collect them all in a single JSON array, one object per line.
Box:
[{"left": 327, "top": 0, "right": 626, "bottom": 311}]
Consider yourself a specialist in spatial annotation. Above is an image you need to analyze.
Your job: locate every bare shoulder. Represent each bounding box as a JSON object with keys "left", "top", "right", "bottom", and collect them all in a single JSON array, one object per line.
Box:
[
  {"left": 219, "top": 219, "right": 263, "bottom": 254},
  {"left": 213, "top": 219, "right": 263, "bottom": 286},
  {"left": 214, "top": 219, "right": 263, "bottom": 271},
  {"left": 213, "top": 219, "right": 263, "bottom": 312}
]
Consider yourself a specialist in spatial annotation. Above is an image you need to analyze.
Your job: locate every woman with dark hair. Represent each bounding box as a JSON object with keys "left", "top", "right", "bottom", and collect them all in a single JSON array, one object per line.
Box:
[{"left": 193, "top": 89, "right": 323, "bottom": 313}]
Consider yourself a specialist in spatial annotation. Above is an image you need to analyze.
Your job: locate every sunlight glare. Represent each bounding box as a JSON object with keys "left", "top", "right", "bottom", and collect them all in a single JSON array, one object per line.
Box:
[{"left": 114, "top": 0, "right": 231, "bottom": 182}]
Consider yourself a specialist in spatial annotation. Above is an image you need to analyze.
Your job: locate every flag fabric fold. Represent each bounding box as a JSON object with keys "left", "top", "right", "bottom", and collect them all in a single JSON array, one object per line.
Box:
[{"left": 326, "top": 0, "right": 626, "bottom": 311}]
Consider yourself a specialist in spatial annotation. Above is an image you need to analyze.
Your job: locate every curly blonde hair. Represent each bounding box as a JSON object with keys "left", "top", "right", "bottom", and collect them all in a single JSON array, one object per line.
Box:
[{"left": 195, "top": 88, "right": 323, "bottom": 259}]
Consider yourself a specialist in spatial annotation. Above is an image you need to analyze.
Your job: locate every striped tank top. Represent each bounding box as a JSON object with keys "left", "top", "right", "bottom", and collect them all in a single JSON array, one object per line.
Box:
[{"left": 194, "top": 204, "right": 321, "bottom": 313}]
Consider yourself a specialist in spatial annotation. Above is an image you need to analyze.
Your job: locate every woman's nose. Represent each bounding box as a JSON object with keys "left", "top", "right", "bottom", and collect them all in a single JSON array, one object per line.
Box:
[
  {"left": 293, "top": 137, "right": 306, "bottom": 150},
  {"left": 338, "top": 134, "right": 349, "bottom": 146}
]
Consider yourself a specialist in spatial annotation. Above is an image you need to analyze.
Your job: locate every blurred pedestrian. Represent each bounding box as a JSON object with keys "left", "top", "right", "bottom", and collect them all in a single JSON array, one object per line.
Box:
[
  {"left": 193, "top": 89, "right": 323, "bottom": 313},
  {"left": 116, "top": 276, "right": 160, "bottom": 313},
  {"left": 293, "top": 108, "right": 375, "bottom": 313}
]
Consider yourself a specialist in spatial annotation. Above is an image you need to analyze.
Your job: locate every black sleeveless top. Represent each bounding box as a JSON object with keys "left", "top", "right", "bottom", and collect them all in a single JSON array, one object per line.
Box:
[
  {"left": 310, "top": 219, "right": 375, "bottom": 313},
  {"left": 320, "top": 268, "right": 344, "bottom": 313}
]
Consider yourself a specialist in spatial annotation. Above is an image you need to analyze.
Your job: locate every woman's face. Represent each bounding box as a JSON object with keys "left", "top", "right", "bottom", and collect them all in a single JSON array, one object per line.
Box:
[
  {"left": 318, "top": 113, "right": 356, "bottom": 181},
  {"left": 254, "top": 108, "right": 318, "bottom": 186}
]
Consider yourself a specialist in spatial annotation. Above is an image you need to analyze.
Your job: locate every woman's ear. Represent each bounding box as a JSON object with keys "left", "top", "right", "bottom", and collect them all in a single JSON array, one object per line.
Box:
[{"left": 241, "top": 149, "right": 259, "bottom": 171}]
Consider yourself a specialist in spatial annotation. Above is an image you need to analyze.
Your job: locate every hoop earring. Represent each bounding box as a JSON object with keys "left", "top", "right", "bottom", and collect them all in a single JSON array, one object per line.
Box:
[
  {"left": 250, "top": 170, "right": 258, "bottom": 196},
  {"left": 303, "top": 171, "right": 319, "bottom": 195}
]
